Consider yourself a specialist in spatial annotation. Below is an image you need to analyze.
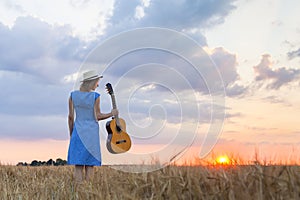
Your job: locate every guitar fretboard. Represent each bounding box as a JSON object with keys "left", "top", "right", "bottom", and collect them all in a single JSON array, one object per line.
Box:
[{"left": 110, "top": 93, "right": 120, "bottom": 127}]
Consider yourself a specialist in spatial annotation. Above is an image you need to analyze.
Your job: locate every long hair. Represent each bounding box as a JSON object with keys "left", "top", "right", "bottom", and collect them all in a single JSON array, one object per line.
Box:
[{"left": 80, "top": 78, "right": 100, "bottom": 91}]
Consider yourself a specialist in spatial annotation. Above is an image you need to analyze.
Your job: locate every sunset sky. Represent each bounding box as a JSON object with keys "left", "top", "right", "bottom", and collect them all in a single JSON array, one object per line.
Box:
[{"left": 0, "top": 0, "right": 299, "bottom": 167}]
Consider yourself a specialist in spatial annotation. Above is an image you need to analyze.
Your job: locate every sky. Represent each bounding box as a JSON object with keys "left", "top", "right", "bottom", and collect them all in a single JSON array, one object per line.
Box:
[{"left": 0, "top": 0, "right": 299, "bottom": 167}]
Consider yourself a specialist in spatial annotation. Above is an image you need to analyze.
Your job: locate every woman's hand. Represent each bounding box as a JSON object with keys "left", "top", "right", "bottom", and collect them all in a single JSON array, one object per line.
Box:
[{"left": 111, "top": 109, "right": 118, "bottom": 117}]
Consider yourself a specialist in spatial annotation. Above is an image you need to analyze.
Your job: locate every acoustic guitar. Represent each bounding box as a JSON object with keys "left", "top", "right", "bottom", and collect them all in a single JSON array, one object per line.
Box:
[{"left": 105, "top": 83, "right": 131, "bottom": 154}]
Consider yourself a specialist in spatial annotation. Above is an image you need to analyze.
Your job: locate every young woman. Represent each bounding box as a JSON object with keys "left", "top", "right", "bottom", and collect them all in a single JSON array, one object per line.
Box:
[{"left": 67, "top": 70, "right": 118, "bottom": 182}]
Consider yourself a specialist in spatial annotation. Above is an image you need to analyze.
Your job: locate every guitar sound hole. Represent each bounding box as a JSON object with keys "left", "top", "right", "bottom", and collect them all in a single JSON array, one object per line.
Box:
[{"left": 116, "top": 140, "right": 126, "bottom": 144}]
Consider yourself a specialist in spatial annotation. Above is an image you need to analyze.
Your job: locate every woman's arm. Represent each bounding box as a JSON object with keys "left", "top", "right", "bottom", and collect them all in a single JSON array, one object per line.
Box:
[
  {"left": 68, "top": 97, "right": 74, "bottom": 136},
  {"left": 94, "top": 97, "right": 118, "bottom": 121}
]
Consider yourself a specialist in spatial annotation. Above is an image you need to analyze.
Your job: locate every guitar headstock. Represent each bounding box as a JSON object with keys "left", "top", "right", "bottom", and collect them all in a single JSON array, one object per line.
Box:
[{"left": 106, "top": 83, "right": 114, "bottom": 95}]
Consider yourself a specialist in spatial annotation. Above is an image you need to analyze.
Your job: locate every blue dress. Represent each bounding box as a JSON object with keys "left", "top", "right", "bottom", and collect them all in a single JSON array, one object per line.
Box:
[{"left": 67, "top": 91, "right": 101, "bottom": 166}]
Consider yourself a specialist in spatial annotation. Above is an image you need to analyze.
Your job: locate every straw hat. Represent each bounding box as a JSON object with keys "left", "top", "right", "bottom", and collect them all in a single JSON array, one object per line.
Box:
[{"left": 81, "top": 70, "right": 103, "bottom": 82}]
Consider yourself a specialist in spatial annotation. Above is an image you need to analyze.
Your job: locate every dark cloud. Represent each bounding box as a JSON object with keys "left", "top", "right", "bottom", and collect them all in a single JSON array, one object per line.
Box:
[
  {"left": 0, "top": 16, "right": 88, "bottom": 115},
  {"left": 109, "top": 0, "right": 140, "bottom": 25},
  {"left": 141, "top": 0, "right": 236, "bottom": 29},
  {"left": 0, "top": 71, "right": 69, "bottom": 116},
  {"left": 105, "top": 0, "right": 237, "bottom": 46},
  {"left": 210, "top": 47, "right": 247, "bottom": 97},
  {"left": 0, "top": 70, "right": 70, "bottom": 140},
  {"left": 89, "top": 44, "right": 246, "bottom": 98},
  {"left": 0, "top": 67, "right": 76, "bottom": 140},
  {"left": 86, "top": 0, "right": 243, "bottom": 99},
  {"left": 287, "top": 48, "right": 300, "bottom": 60},
  {"left": 0, "top": 16, "right": 88, "bottom": 83},
  {"left": 210, "top": 47, "right": 239, "bottom": 86},
  {"left": 0, "top": 114, "right": 68, "bottom": 140},
  {"left": 261, "top": 95, "right": 291, "bottom": 106},
  {"left": 0, "top": 16, "right": 88, "bottom": 140},
  {"left": 254, "top": 54, "right": 300, "bottom": 89},
  {"left": 225, "top": 83, "right": 247, "bottom": 97}
]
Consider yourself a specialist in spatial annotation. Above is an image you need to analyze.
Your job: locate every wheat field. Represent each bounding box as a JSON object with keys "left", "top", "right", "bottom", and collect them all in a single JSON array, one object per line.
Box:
[{"left": 0, "top": 164, "right": 299, "bottom": 200}]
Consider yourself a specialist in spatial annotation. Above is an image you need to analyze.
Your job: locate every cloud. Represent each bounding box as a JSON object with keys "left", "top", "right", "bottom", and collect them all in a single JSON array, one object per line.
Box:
[
  {"left": 225, "top": 83, "right": 247, "bottom": 97},
  {"left": 69, "top": 0, "right": 92, "bottom": 8},
  {"left": 77, "top": 33, "right": 246, "bottom": 145},
  {"left": 87, "top": 42, "right": 246, "bottom": 97},
  {"left": 0, "top": 16, "right": 87, "bottom": 83},
  {"left": 261, "top": 95, "right": 292, "bottom": 106},
  {"left": 105, "top": 0, "right": 237, "bottom": 46},
  {"left": 0, "top": 16, "right": 87, "bottom": 140},
  {"left": 0, "top": 113, "right": 67, "bottom": 140},
  {"left": 0, "top": 0, "right": 114, "bottom": 40},
  {"left": 0, "top": 71, "right": 69, "bottom": 116},
  {"left": 141, "top": 0, "right": 236, "bottom": 29},
  {"left": 288, "top": 48, "right": 300, "bottom": 60},
  {"left": 0, "top": 1, "right": 240, "bottom": 141},
  {"left": 2, "top": 0, "right": 25, "bottom": 13},
  {"left": 210, "top": 47, "right": 239, "bottom": 85},
  {"left": 253, "top": 54, "right": 300, "bottom": 89},
  {"left": 209, "top": 47, "right": 247, "bottom": 97},
  {"left": 0, "top": 70, "right": 71, "bottom": 140}
]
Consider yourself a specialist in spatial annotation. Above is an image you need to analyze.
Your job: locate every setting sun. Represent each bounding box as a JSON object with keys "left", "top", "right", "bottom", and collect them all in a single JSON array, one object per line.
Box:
[{"left": 216, "top": 155, "right": 230, "bottom": 165}]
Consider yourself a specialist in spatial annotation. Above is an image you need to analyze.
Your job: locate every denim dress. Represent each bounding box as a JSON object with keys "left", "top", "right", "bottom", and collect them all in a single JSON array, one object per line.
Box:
[{"left": 67, "top": 91, "right": 101, "bottom": 166}]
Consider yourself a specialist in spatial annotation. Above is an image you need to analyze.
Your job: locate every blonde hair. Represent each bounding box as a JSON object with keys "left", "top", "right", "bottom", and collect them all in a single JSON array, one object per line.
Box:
[{"left": 80, "top": 78, "right": 100, "bottom": 91}]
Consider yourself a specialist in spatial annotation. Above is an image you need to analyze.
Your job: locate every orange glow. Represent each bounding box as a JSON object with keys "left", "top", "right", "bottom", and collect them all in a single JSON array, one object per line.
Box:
[{"left": 216, "top": 155, "right": 230, "bottom": 165}]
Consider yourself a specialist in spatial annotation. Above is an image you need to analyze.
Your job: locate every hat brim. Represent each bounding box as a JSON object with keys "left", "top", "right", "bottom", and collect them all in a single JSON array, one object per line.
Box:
[{"left": 80, "top": 75, "right": 103, "bottom": 82}]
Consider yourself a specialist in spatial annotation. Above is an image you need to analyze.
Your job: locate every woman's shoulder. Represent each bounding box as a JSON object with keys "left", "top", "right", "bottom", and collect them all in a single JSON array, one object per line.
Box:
[
  {"left": 70, "top": 90, "right": 78, "bottom": 99},
  {"left": 71, "top": 90, "right": 81, "bottom": 93},
  {"left": 94, "top": 92, "right": 100, "bottom": 99}
]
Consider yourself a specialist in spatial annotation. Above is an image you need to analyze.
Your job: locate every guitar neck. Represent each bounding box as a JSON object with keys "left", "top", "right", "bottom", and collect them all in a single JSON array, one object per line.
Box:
[
  {"left": 111, "top": 93, "right": 117, "bottom": 110},
  {"left": 111, "top": 94, "right": 120, "bottom": 123}
]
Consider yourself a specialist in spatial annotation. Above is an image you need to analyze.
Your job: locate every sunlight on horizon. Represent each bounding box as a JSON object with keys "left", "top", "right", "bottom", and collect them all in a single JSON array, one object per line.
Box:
[{"left": 216, "top": 155, "right": 230, "bottom": 165}]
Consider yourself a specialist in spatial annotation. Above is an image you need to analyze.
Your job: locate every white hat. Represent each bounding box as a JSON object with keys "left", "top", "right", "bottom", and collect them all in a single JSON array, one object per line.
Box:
[{"left": 81, "top": 70, "right": 103, "bottom": 82}]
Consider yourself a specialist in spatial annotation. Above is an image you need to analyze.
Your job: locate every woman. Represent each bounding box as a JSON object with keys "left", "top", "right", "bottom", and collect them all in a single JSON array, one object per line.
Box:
[{"left": 67, "top": 70, "right": 117, "bottom": 182}]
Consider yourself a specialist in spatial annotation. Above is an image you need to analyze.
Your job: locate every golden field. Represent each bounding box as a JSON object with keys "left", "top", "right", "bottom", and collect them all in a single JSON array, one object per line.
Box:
[{"left": 0, "top": 164, "right": 299, "bottom": 200}]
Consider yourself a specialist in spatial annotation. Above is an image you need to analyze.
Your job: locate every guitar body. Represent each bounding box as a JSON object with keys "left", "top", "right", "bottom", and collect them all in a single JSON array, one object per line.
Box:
[{"left": 106, "top": 118, "right": 131, "bottom": 154}]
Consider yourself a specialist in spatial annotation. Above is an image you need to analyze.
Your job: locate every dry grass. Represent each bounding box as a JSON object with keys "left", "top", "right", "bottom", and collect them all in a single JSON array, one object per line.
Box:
[{"left": 0, "top": 164, "right": 300, "bottom": 200}]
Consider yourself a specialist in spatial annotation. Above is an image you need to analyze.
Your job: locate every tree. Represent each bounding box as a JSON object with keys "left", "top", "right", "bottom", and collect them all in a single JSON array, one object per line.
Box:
[
  {"left": 55, "top": 158, "right": 67, "bottom": 166},
  {"left": 30, "top": 160, "right": 39, "bottom": 166},
  {"left": 46, "top": 159, "right": 55, "bottom": 166}
]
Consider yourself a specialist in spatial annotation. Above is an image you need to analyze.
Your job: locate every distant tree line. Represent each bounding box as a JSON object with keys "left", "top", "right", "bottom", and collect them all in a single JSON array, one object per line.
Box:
[{"left": 17, "top": 158, "right": 67, "bottom": 166}]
